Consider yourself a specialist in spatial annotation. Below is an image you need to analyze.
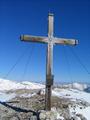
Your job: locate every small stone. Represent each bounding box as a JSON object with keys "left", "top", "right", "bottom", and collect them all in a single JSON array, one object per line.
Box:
[
  {"left": 50, "top": 112, "right": 57, "bottom": 120},
  {"left": 46, "top": 111, "right": 51, "bottom": 119},
  {"left": 72, "top": 116, "right": 81, "bottom": 120},
  {"left": 39, "top": 112, "right": 46, "bottom": 120},
  {"left": 30, "top": 115, "right": 37, "bottom": 120}
]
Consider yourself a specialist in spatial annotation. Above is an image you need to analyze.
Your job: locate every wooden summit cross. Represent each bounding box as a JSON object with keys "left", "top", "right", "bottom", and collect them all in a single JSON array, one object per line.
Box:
[{"left": 20, "top": 13, "right": 78, "bottom": 111}]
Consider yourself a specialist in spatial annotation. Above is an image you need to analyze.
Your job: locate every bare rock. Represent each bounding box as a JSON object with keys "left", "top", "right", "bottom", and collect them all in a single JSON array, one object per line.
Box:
[{"left": 76, "top": 114, "right": 87, "bottom": 120}]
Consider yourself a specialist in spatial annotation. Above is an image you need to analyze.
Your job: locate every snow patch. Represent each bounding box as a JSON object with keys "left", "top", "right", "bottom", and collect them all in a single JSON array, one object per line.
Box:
[
  {"left": 0, "top": 92, "right": 16, "bottom": 102},
  {"left": 20, "top": 93, "right": 36, "bottom": 98},
  {"left": 53, "top": 88, "right": 90, "bottom": 103},
  {"left": 69, "top": 105, "right": 90, "bottom": 120}
]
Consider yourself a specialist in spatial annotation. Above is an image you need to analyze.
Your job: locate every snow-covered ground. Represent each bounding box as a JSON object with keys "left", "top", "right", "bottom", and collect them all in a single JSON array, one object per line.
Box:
[
  {"left": 0, "top": 91, "right": 16, "bottom": 102},
  {"left": 20, "top": 93, "right": 36, "bottom": 98},
  {"left": 53, "top": 88, "right": 90, "bottom": 103},
  {"left": 70, "top": 105, "right": 90, "bottom": 120},
  {"left": 0, "top": 78, "right": 90, "bottom": 120},
  {"left": 0, "top": 78, "right": 44, "bottom": 102},
  {"left": 53, "top": 88, "right": 90, "bottom": 120}
]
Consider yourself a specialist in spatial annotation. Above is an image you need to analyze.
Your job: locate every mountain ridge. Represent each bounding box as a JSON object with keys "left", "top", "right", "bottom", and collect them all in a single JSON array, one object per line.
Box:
[
  {"left": 0, "top": 78, "right": 89, "bottom": 91},
  {"left": 0, "top": 78, "right": 44, "bottom": 91}
]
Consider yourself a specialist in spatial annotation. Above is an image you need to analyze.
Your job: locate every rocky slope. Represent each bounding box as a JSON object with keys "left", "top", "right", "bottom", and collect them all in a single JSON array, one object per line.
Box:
[{"left": 0, "top": 78, "right": 90, "bottom": 120}]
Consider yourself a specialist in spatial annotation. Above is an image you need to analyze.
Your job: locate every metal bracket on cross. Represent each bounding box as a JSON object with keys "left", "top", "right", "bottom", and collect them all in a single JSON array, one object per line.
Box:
[{"left": 46, "top": 75, "right": 54, "bottom": 86}]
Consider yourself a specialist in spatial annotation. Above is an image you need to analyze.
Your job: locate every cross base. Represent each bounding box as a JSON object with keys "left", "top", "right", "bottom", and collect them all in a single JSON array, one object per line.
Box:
[{"left": 45, "top": 75, "right": 54, "bottom": 111}]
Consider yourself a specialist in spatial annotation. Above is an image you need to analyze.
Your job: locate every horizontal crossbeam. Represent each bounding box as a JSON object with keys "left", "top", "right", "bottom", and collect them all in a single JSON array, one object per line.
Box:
[
  {"left": 20, "top": 35, "right": 78, "bottom": 46},
  {"left": 53, "top": 37, "right": 78, "bottom": 46},
  {"left": 20, "top": 35, "right": 48, "bottom": 44}
]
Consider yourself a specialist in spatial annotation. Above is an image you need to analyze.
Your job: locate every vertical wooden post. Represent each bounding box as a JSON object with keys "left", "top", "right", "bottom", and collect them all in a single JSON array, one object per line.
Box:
[
  {"left": 46, "top": 43, "right": 54, "bottom": 110},
  {"left": 45, "top": 13, "right": 54, "bottom": 110}
]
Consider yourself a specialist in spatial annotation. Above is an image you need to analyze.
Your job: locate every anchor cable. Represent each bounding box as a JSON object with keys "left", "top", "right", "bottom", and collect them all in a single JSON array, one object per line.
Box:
[
  {"left": 68, "top": 46, "right": 90, "bottom": 75},
  {"left": 63, "top": 46, "right": 73, "bottom": 82},
  {"left": 3, "top": 47, "right": 30, "bottom": 79},
  {"left": 21, "top": 46, "right": 33, "bottom": 80}
]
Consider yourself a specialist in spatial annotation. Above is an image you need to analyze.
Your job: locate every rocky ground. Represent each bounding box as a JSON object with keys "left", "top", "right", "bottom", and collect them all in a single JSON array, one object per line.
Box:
[{"left": 0, "top": 89, "right": 89, "bottom": 120}]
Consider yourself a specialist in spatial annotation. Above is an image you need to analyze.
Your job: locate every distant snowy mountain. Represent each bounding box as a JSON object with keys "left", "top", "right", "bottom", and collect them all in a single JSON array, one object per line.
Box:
[
  {"left": 0, "top": 78, "right": 44, "bottom": 91},
  {"left": 57, "top": 82, "right": 88, "bottom": 91},
  {"left": 0, "top": 78, "right": 88, "bottom": 91},
  {"left": 72, "top": 82, "right": 87, "bottom": 90}
]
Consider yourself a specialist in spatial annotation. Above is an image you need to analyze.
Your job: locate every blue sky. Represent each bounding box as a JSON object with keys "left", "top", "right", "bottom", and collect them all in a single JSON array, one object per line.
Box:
[{"left": 0, "top": 0, "right": 90, "bottom": 83}]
